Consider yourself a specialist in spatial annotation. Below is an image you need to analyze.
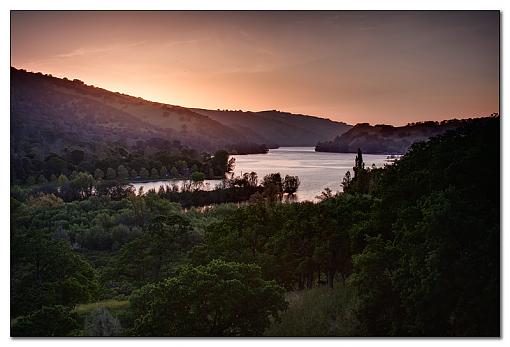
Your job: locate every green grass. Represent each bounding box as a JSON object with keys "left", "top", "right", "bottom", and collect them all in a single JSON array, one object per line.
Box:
[
  {"left": 74, "top": 299, "right": 129, "bottom": 316},
  {"left": 265, "top": 284, "right": 359, "bottom": 337}
]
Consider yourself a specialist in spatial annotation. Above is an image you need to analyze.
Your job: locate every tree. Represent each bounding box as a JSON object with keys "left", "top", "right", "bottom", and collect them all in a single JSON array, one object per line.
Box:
[
  {"left": 108, "top": 213, "right": 197, "bottom": 286},
  {"left": 160, "top": 166, "right": 168, "bottom": 178},
  {"left": 37, "top": 174, "right": 48, "bottom": 185},
  {"left": 44, "top": 155, "right": 68, "bottom": 177},
  {"left": 11, "top": 228, "right": 99, "bottom": 317},
  {"left": 175, "top": 160, "right": 187, "bottom": 175},
  {"left": 353, "top": 148, "right": 365, "bottom": 177},
  {"left": 69, "top": 149, "right": 85, "bottom": 165},
  {"left": 247, "top": 171, "right": 258, "bottom": 187},
  {"left": 57, "top": 174, "right": 69, "bottom": 186},
  {"left": 150, "top": 168, "right": 159, "bottom": 179},
  {"left": 11, "top": 305, "right": 80, "bottom": 337},
  {"left": 130, "top": 169, "right": 138, "bottom": 179},
  {"left": 139, "top": 167, "right": 149, "bottom": 179},
  {"left": 117, "top": 165, "right": 129, "bottom": 181},
  {"left": 130, "top": 260, "right": 288, "bottom": 336},
  {"left": 212, "top": 150, "right": 229, "bottom": 176},
  {"left": 342, "top": 170, "right": 351, "bottom": 191},
  {"left": 262, "top": 173, "right": 283, "bottom": 203},
  {"left": 191, "top": 171, "right": 205, "bottom": 190},
  {"left": 70, "top": 172, "right": 95, "bottom": 198},
  {"left": 170, "top": 166, "right": 178, "bottom": 178},
  {"left": 283, "top": 175, "right": 300, "bottom": 195},
  {"left": 347, "top": 117, "right": 500, "bottom": 336},
  {"left": 106, "top": 167, "right": 116, "bottom": 180},
  {"left": 228, "top": 157, "right": 236, "bottom": 173},
  {"left": 94, "top": 168, "right": 104, "bottom": 180}
]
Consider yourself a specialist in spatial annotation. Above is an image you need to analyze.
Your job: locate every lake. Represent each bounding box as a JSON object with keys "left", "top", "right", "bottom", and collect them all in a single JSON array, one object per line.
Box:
[{"left": 132, "top": 147, "right": 389, "bottom": 201}]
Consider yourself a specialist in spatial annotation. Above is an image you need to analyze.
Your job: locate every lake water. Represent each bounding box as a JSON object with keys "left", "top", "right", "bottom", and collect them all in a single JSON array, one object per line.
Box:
[{"left": 132, "top": 147, "right": 389, "bottom": 201}]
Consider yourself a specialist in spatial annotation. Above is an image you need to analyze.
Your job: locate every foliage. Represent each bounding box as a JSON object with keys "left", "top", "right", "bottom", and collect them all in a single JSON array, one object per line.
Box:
[
  {"left": 11, "top": 305, "right": 80, "bottom": 337},
  {"left": 283, "top": 175, "right": 300, "bottom": 194},
  {"left": 106, "top": 212, "right": 200, "bottom": 287},
  {"left": 346, "top": 116, "right": 500, "bottom": 336},
  {"left": 10, "top": 113, "right": 499, "bottom": 337},
  {"left": 192, "top": 195, "right": 373, "bottom": 290},
  {"left": 265, "top": 286, "right": 358, "bottom": 336},
  {"left": 11, "top": 211, "right": 100, "bottom": 317},
  {"left": 130, "top": 260, "right": 288, "bottom": 336}
]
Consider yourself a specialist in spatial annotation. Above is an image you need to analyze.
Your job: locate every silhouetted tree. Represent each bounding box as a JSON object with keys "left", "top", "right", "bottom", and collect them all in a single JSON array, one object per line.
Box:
[
  {"left": 342, "top": 170, "right": 351, "bottom": 190},
  {"left": 354, "top": 148, "right": 365, "bottom": 178},
  {"left": 283, "top": 175, "right": 300, "bottom": 195}
]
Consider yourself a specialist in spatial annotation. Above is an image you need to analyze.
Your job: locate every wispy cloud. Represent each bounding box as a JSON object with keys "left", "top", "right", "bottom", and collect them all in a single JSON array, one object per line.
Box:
[{"left": 55, "top": 41, "right": 146, "bottom": 58}]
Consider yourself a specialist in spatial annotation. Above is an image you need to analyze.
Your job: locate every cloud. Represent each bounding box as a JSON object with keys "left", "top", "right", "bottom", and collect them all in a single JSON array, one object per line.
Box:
[{"left": 55, "top": 41, "right": 146, "bottom": 58}]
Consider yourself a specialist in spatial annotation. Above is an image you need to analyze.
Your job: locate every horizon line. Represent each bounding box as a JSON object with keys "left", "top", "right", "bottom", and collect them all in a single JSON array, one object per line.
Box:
[{"left": 10, "top": 65, "right": 497, "bottom": 127}]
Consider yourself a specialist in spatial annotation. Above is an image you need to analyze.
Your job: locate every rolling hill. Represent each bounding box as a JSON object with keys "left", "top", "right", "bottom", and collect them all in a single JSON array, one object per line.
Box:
[
  {"left": 314, "top": 118, "right": 494, "bottom": 154},
  {"left": 192, "top": 108, "right": 351, "bottom": 147},
  {"left": 11, "top": 67, "right": 352, "bottom": 154}
]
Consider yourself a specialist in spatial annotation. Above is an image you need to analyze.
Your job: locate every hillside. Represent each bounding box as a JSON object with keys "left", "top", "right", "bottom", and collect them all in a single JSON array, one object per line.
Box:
[
  {"left": 11, "top": 68, "right": 352, "bottom": 154},
  {"left": 192, "top": 108, "right": 351, "bottom": 147},
  {"left": 10, "top": 67, "right": 354, "bottom": 183},
  {"left": 314, "top": 118, "right": 490, "bottom": 154},
  {"left": 10, "top": 68, "right": 251, "bottom": 153}
]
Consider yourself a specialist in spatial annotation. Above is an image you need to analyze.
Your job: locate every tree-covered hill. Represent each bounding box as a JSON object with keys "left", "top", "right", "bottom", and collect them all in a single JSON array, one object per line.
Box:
[
  {"left": 11, "top": 67, "right": 352, "bottom": 154},
  {"left": 192, "top": 108, "right": 351, "bottom": 147},
  {"left": 315, "top": 117, "right": 494, "bottom": 154},
  {"left": 11, "top": 67, "right": 251, "bottom": 152},
  {"left": 10, "top": 67, "right": 354, "bottom": 183}
]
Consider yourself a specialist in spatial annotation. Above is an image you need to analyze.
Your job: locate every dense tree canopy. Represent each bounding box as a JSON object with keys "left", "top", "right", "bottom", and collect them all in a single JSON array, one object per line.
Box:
[
  {"left": 11, "top": 305, "right": 81, "bottom": 337},
  {"left": 10, "top": 115, "right": 499, "bottom": 337},
  {"left": 129, "top": 260, "right": 287, "bottom": 336},
  {"left": 346, "top": 116, "right": 500, "bottom": 336}
]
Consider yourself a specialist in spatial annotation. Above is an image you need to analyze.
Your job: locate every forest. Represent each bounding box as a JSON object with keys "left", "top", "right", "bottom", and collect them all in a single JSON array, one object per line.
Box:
[
  {"left": 314, "top": 117, "right": 490, "bottom": 154},
  {"left": 10, "top": 115, "right": 499, "bottom": 337}
]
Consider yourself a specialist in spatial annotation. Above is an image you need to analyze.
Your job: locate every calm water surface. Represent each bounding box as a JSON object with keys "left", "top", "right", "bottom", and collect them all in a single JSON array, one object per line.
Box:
[{"left": 132, "top": 147, "right": 389, "bottom": 202}]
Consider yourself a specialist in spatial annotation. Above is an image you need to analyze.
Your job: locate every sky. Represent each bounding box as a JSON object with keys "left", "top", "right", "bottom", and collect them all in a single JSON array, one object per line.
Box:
[{"left": 11, "top": 11, "right": 500, "bottom": 125}]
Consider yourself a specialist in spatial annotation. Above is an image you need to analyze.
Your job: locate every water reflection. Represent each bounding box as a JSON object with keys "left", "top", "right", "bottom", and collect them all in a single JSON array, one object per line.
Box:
[{"left": 132, "top": 147, "right": 389, "bottom": 202}]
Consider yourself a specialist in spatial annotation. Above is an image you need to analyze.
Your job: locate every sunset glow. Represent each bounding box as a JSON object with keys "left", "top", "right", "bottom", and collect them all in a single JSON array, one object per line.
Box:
[{"left": 11, "top": 11, "right": 499, "bottom": 125}]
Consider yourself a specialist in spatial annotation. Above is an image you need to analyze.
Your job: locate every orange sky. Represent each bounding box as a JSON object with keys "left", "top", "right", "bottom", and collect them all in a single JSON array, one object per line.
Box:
[{"left": 11, "top": 11, "right": 500, "bottom": 125}]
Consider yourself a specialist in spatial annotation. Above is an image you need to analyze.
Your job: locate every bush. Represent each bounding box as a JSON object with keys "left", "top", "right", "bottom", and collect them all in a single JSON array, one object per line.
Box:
[{"left": 11, "top": 305, "right": 80, "bottom": 337}]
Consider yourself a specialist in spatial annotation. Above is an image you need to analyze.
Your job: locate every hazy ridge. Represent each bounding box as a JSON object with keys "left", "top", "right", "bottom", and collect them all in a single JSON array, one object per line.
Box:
[
  {"left": 314, "top": 118, "right": 493, "bottom": 154},
  {"left": 11, "top": 67, "right": 351, "bottom": 153}
]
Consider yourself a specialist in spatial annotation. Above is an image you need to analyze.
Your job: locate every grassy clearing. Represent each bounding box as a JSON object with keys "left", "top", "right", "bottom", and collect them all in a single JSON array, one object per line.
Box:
[
  {"left": 265, "top": 284, "right": 359, "bottom": 337},
  {"left": 74, "top": 299, "right": 129, "bottom": 316}
]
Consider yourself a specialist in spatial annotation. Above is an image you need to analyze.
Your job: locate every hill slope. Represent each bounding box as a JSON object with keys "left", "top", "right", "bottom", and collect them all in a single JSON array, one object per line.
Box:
[
  {"left": 192, "top": 108, "right": 351, "bottom": 147},
  {"left": 11, "top": 68, "right": 352, "bottom": 153},
  {"left": 11, "top": 68, "right": 251, "bottom": 153},
  {"left": 314, "top": 119, "right": 491, "bottom": 154}
]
